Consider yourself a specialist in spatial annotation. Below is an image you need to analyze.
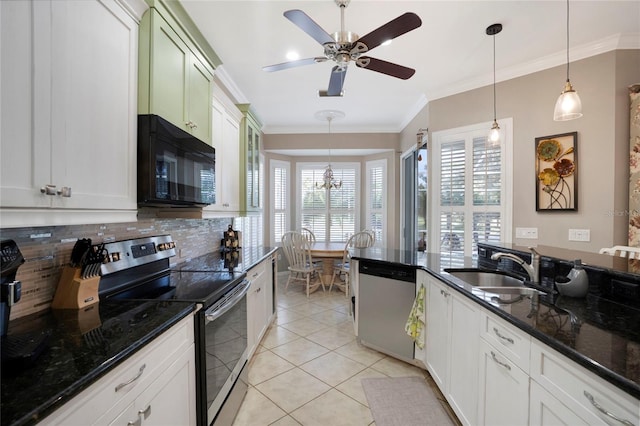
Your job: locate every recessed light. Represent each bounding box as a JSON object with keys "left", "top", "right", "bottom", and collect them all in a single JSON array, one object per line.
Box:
[{"left": 286, "top": 51, "right": 299, "bottom": 61}]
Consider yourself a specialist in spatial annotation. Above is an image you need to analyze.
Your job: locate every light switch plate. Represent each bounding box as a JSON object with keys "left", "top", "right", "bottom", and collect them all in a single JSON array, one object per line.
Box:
[
  {"left": 516, "top": 227, "right": 538, "bottom": 239},
  {"left": 568, "top": 229, "right": 591, "bottom": 242}
]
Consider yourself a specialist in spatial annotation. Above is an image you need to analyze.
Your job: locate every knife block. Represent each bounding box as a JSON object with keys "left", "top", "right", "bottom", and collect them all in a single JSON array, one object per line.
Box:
[{"left": 52, "top": 266, "right": 100, "bottom": 309}]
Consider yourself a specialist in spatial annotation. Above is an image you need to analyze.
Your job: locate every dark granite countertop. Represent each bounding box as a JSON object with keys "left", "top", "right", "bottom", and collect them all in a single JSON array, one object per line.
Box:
[
  {"left": 1, "top": 247, "right": 277, "bottom": 426},
  {"left": 1, "top": 299, "right": 196, "bottom": 426},
  {"left": 353, "top": 247, "right": 640, "bottom": 400},
  {"left": 176, "top": 246, "right": 279, "bottom": 272}
]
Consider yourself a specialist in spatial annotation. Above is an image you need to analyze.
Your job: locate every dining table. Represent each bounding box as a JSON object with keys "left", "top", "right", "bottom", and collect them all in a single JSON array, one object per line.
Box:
[{"left": 309, "top": 241, "right": 347, "bottom": 292}]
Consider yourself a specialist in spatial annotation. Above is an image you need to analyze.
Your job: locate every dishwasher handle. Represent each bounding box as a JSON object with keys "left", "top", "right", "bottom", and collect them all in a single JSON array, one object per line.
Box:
[{"left": 359, "top": 261, "right": 416, "bottom": 283}]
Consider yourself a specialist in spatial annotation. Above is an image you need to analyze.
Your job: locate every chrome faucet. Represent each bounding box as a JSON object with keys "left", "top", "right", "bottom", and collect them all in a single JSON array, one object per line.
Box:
[{"left": 491, "top": 247, "right": 540, "bottom": 283}]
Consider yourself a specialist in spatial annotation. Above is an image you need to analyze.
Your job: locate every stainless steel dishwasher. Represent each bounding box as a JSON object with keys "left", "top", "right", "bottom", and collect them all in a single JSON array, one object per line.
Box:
[{"left": 357, "top": 260, "right": 416, "bottom": 361}]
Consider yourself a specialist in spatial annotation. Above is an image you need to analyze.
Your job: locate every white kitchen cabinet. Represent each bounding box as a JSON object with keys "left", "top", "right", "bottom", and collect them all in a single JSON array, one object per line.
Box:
[
  {"left": 447, "top": 289, "right": 480, "bottom": 425},
  {"left": 0, "top": 0, "right": 142, "bottom": 227},
  {"left": 247, "top": 256, "right": 275, "bottom": 358},
  {"left": 425, "top": 274, "right": 480, "bottom": 426},
  {"left": 530, "top": 338, "right": 639, "bottom": 426},
  {"left": 41, "top": 314, "right": 196, "bottom": 425},
  {"left": 425, "top": 275, "right": 451, "bottom": 391},
  {"left": 477, "top": 338, "right": 529, "bottom": 426},
  {"left": 105, "top": 346, "right": 195, "bottom": 426},
  {"left": 530, "top": 380, "right": 589, "bottom": 425},
  {"left": 203, "top": 91, "right": 241, "bottom": 215}
]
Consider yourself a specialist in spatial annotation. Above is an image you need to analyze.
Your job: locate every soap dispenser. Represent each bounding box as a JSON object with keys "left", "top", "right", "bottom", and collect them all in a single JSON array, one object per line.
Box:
[{"left": 555, "top": 259, "right": 589, "bottom": 297}]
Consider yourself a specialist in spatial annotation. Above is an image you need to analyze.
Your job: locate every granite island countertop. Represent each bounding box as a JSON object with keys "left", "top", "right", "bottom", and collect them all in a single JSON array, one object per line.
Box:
[{"left": 352, "top": 247, "right": 640, "bottom": 400}]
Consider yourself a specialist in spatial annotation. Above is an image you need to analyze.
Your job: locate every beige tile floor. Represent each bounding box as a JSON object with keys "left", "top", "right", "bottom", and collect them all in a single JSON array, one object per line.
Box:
[{"left": 232, "top": 275, "right": 460, "bottom": 426}]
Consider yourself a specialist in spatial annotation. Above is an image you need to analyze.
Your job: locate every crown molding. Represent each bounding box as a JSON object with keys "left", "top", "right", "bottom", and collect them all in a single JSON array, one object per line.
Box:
[{"left": 427, "top": 32, "right": 639, "bottom": 102}]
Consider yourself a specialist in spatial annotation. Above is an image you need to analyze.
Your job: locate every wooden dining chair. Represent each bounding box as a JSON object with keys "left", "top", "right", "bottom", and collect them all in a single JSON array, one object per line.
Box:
[
  {"left": 281, "top": 231, "right": 324, "bottom": 297},
  {"left": 599, "top": 245, "right": 640, "bottom": 260},
  {"left": 330, "top": 231, "right": 374, "bottom": 297},
  {"left": 300, "top": 228, "right": 316, "bottom": 243}
]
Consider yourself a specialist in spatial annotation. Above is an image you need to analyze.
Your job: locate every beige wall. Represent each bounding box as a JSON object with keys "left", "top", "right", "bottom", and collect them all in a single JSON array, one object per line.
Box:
[
  {"left": 263, "top": 133, "right": 400, "bottom": 247},
  {"left": 263, "top": 50, "right": 639, "bottom": 252},
  {"left": 416, "top": 50, "right": 639, "bottom": 252}
]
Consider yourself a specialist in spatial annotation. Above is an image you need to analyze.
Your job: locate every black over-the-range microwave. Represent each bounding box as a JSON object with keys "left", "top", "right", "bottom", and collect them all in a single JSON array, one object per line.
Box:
[{"left": 138, "top": 114, "right": 215, "bottom": 207}]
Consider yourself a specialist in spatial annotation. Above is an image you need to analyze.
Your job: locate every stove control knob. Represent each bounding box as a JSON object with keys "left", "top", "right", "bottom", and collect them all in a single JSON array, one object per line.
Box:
[{"left": 110, "top": 252, "right": 121, "bottom": 262}]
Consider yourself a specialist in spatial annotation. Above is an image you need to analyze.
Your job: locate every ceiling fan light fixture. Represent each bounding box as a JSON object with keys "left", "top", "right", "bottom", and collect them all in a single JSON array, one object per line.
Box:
[
  {"left": 286, "top": 51, "right": 300, "bottom": 61},
  {"left": 486, "top": 23, "right": 502, "bottom": 147},
  {"left": 554, "top": 0, "right": 582, "bottom": 121}
]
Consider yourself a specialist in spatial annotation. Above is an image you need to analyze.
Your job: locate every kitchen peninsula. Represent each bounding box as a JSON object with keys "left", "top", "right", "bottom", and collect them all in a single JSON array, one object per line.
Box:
[{"left": 352, "top": 243, "right": 640, "bottom": 425}]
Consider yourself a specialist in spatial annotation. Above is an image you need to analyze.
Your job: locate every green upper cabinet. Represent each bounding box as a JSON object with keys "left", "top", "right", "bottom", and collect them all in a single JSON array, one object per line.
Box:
[
  {"left": 238, "top": 104, "right": 262, "bottom": 213},
  {"left": 138, "top": 2, "right": 214, "bottom": 144}
]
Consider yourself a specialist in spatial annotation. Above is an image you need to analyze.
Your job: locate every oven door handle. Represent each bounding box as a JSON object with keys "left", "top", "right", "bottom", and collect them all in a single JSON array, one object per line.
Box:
[{"left": 204, "top": 279, "right": 250, "bottom": 322}]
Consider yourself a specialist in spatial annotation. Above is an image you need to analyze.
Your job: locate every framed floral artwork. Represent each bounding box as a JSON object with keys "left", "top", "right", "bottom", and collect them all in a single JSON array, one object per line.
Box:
[{"left": 535, "top": 132, "right": 577, "bottom": 211}]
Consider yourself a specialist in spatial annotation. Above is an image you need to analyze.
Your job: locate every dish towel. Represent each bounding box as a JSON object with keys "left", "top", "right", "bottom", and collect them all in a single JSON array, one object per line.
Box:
[{"left": 405, "top": 284, "right": 426, "bottom": 349}]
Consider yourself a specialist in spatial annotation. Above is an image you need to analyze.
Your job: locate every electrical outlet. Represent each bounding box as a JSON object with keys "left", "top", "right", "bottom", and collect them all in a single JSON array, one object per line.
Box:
[
  {"left": 516, "top": 227, "right": 538, "bottom": 239},
  {"left": 568, "top": 229, "right": 591, "bottom": 242}
]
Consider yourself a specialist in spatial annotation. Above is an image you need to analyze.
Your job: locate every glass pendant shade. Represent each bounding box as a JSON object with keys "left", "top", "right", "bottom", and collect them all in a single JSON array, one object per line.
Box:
[
  {"left": 553, "top": 80, "right": 583, "bottom": 121},
  {"left": 487, "top": 120, "right": 500, "bottom": 147},
  {"left": 486, "top": 23, "right": 502, "bottom": 146},
  {"left": 554, "top": 0, "right": 582, "bottom": 121}
]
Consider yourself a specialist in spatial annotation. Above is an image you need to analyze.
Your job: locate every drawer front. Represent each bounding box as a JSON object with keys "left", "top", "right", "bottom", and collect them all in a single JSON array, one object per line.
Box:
[
  {"left": 531, "top": 339, "right": 639, "bottom": 426},
  {"left": 247, "top": 259, "right": 267, "bottom": 283},
  {"left": 480, "top": 311, "right": 531, "bottom": 372},
  {"left": 42, "top": 315, "right": 194, "bottom": 425}
]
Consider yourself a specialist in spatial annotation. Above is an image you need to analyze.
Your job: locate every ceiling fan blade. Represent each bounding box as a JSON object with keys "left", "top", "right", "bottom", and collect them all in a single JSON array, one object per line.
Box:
[
  {"left": 284, "top": 9, "right": 335, "bottom": 46},
  {"left": 262, "top": 57, "right": 325, "bottom": 72},
  {"left": 356, "top": 57, "right": 415, "bottom": 80},
  {"left": 357, "top": 12, "right": 422, "bottom": 52},
  {"left": 327, "top": 66, "right": 347, "bottom": 96}
]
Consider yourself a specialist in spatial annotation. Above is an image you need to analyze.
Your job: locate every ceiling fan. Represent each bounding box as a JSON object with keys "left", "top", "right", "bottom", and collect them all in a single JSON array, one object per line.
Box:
[{"left": 262, "top": 0, "right": 422, "bottom": 97}]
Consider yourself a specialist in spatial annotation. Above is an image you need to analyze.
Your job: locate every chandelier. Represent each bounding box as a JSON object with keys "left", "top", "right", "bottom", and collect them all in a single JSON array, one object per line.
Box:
[{"left": 315, "top": 110, "right": 345, "bottom": 190}]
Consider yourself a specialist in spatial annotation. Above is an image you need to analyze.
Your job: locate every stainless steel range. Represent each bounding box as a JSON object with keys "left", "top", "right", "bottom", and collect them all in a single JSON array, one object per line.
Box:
[{"left": 98, "top": 235, "right": 248, "bottom": 426}]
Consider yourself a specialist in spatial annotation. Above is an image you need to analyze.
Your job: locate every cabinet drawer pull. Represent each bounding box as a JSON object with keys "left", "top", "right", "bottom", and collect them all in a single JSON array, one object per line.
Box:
[
  {"left": 493, "top": 327, "right": 514, "bottom": 344},
  {"left": 583, "top": 391, "right": 634, "bottom": 426},
  {"left": 139, "top": 404, "right": 151, "bottom": 419},
  {"left": 490, "top": 350, "right": 511, "bottom": 371},
  {"left": 127, "top": 419, "right": 141, "bottom": 426},
  {"left": 115, "top": 364, "right": 146, "bottom": 392}
]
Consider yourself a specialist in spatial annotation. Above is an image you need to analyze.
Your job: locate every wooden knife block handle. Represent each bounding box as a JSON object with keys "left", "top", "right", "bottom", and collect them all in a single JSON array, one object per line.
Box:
[{"left": 52, "top": 266, "right": 100, "bottom": 310}]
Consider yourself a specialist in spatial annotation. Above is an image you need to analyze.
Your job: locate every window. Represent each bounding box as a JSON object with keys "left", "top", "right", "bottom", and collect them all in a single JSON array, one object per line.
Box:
[
  {"left": 297, "top": 162, "right": 360, "bottom": 243},
  {"left": 365, "top": 159, "right": 387, "bottom": 245},
  {"left": 431, "top": 120, "right": 512, "bottom": 265},
  {"left": 271, "top": 159, "right": 290, "bottom": 245}
]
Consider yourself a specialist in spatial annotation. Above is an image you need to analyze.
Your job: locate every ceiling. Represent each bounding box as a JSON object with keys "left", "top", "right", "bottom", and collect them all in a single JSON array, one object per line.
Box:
[{"left": 180, "top": 1, "right": 639, "bottom": 135}]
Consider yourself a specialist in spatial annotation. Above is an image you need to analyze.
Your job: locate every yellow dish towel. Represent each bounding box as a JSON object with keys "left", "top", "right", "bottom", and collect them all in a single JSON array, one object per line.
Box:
[{"left": 405, "top": 285, "right": 426, "bottom": 349}]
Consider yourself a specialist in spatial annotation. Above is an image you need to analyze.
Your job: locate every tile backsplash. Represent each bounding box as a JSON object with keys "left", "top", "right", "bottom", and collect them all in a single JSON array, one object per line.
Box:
[{"left": 0, "top": 215, "right": 263, "bottom": 320}]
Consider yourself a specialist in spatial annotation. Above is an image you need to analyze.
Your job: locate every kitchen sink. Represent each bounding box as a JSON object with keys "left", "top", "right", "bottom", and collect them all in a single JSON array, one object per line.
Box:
[{"left": 444, "top": 268, "right": 525, "bottom": 287}]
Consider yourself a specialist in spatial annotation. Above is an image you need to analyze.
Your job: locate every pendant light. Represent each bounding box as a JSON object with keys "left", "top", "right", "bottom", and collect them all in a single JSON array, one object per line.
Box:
[
  {"left": 486, "top": 23, "right": 502, "bottom": 147},
  {"left": 553, "top": 0, "right": 582, "bottom": 121},
  {"left": 314, "top": 110, "right": 345, "bottom": 190}
]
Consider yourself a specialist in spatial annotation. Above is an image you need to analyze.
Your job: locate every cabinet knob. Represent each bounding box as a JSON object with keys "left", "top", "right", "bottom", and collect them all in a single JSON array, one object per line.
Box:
[
  {"left": 56, "top": 186, "right": 72, "bottom": 197},
  {"left": 191, "top": 122, "right": 198, "bottom": 129},
  {"left": 40, "top": 184, "right": 57, "bottom": 195}
]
